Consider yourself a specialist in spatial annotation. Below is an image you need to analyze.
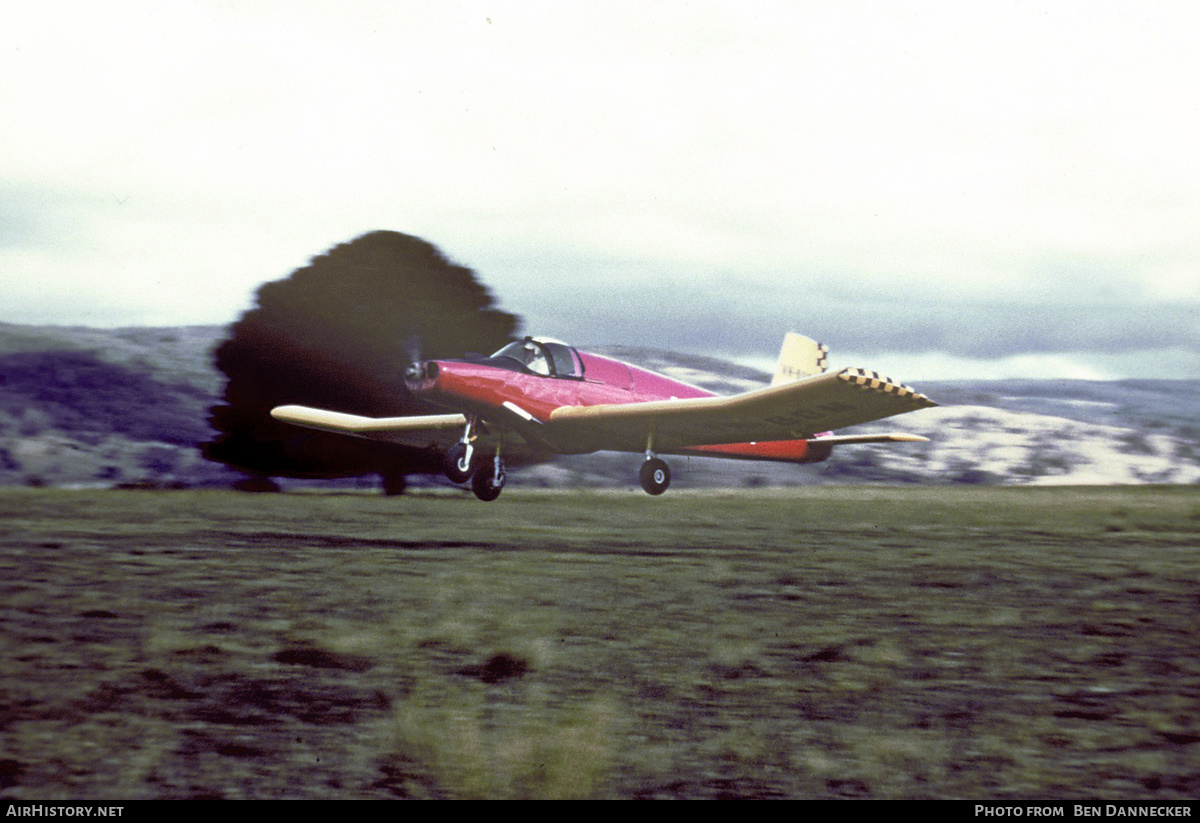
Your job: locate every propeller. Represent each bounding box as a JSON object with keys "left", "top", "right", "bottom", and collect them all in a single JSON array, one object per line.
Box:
[
  {"left": 405, "top": 332, "right": 424, "bottom": 364},
  {"left": 403, "top": 333, "right": 425, "bottom": 383}
]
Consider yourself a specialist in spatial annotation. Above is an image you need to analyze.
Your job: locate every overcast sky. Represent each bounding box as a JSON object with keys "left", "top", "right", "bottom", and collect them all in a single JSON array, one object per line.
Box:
[{"left": 3, "top": 0, "right": 1198, "bottom": 380}]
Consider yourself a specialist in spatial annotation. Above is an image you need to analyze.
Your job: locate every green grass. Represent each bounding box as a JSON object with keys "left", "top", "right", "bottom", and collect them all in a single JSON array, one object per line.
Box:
[{"left": 1, "top": 486, "right": 1197, "bottom": 799}]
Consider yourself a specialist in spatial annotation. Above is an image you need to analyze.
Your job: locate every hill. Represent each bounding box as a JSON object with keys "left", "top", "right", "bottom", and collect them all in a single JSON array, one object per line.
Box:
[
  {"left": 0, "top": 323, "right": 231, "bottom": 488},
  {"left": 0, "top": 322, "right": 1196, "bottom": 489},
  {"left": 0, "top": 321, "right": 226, "bottom": 393}
]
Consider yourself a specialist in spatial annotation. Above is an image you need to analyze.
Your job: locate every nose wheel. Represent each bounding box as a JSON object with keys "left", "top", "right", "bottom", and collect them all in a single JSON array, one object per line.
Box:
[
  {"left": 639, "top": 457, "right": 671, "bottom": 495},
  {"left": 444, "top": 441, "right": 474, "bottom": 483}
]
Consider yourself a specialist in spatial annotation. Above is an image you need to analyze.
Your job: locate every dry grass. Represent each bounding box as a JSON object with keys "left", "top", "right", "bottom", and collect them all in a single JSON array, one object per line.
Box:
[{"left": 1, "top": 486, "right": 1197, "bottom": 799}]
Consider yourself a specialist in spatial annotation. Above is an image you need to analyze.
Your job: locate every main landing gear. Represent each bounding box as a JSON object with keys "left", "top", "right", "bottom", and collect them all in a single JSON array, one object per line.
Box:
[
  {"left": 444, "top": 419, "right": 507, "bottom": 501},
  {"left": 471, "top": 451, "right": 505, "bottom": 502},
  {"left": 639, "top": 457, "right": 670, "bottom": 495},
  {"left": 639, "top": 435, "right": 671, "bottom": 495}
]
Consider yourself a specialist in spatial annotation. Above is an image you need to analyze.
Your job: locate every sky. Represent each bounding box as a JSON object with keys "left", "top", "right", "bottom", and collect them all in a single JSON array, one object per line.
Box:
[{"left": 2, "top": 0, "right": 1198, "bottom": 380}]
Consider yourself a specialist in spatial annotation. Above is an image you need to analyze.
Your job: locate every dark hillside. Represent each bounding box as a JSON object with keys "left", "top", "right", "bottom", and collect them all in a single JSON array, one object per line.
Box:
[
  {"left": 0, "top": 350, "right": 211, "bottom": 446},
  {"left": 0, "top": 322, "right": 226, "bottom": 393}
]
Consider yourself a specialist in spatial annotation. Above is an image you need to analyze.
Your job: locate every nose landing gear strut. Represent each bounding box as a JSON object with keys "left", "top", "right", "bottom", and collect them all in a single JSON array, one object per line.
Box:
[{"left": 444, "top": 417, "right": 507, "bottom": 501}]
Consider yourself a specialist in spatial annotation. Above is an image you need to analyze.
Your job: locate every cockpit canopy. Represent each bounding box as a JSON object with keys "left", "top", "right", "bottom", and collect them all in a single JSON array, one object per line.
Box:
[{"left": 491, "top": 337, "right": 582, "bottom": 378}]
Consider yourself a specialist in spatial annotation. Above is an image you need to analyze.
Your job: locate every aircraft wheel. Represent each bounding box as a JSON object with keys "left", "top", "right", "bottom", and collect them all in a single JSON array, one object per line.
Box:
[
  {"left": 639, "top": 458, "right": 670, "bottom": 495},
  {"left": 471, "top": 460, "right": 505, "bottom": 502},
  {"left": 444, "top": 443, "right": 474, "bottom": 483}
]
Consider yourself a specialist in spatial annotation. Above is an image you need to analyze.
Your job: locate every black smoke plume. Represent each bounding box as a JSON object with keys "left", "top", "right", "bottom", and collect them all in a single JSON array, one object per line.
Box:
[{"left": 202, "top": 231, "right": 521, "bottom": 492}]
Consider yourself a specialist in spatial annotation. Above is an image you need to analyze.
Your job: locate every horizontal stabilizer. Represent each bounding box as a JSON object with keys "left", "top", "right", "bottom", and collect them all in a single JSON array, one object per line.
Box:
[{"left": 812, "top": 433, "right": 929, "bottom": 445}]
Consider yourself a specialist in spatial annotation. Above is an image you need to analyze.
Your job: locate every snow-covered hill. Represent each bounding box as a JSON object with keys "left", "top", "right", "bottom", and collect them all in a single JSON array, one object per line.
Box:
[
  {"left": 587, "top": 347, "right": 1200, "bottom": 488},
  {"left": 833, "top": 405, "right": 1200, "bottom": 486}
]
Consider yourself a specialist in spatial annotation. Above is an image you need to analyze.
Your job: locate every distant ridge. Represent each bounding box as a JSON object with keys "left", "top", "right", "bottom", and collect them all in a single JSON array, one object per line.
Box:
[
  {"left": 0, "top": 322, "right": 1197, "bottom": 489},
  {"left": 0, "top": 321, "right": 227, "bottom": 393}
]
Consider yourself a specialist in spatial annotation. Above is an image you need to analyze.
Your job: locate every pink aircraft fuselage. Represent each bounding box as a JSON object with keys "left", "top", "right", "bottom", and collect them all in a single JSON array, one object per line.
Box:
[{"left": 407, "top": 347, "right": 828, "bottom": 463}]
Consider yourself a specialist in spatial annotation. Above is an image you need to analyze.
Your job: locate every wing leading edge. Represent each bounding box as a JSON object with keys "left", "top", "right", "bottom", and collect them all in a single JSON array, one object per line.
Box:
[
  {"left": 546, "top": 367, "right": 936, "bottom": 453},
  {"left": 270, "top": 405, "right": 466, "bottom": 446}
]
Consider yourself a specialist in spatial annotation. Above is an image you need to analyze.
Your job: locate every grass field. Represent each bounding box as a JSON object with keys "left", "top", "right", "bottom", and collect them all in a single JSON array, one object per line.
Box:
[{"left": 1, "top": 485, "right": 1197, "bottom": 799}]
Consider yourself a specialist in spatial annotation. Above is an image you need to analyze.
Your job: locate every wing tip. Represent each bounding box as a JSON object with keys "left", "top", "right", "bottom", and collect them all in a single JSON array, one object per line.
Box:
[
  {"left": 270, "top": 404, "right": 311, "bottom": 423},
  {"left": 837, "top": 368, "right": 936, "bottom": 406}
]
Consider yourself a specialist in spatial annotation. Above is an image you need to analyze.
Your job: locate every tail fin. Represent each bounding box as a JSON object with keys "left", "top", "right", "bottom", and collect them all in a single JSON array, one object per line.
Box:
[{"left": 770, "top": 333, "right": 829, "bottom": 385}]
